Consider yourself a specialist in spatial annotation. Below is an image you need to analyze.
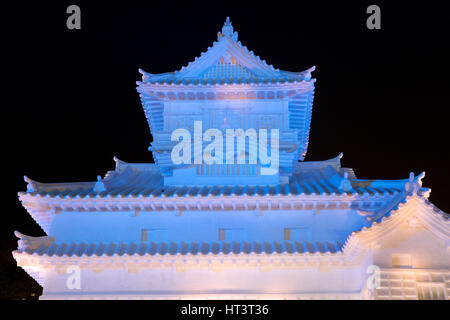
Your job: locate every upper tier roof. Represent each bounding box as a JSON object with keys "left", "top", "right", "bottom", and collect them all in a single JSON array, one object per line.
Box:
[{"left": 138, "top": 17, "right": 315, "bottom": 86}]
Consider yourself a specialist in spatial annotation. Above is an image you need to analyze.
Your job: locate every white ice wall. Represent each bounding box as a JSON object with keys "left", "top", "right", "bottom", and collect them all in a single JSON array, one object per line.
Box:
[
  {"left": 373, "top": 221, "right": 450, "bottom": 269},
  {"left": 41, "top": 261, "right": 371, "bottom": 299}
]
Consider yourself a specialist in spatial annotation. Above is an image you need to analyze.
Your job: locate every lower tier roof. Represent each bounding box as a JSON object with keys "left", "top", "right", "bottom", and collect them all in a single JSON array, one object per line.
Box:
[{"left": 16, "top": 240, "right": 344, "bottom": 257}]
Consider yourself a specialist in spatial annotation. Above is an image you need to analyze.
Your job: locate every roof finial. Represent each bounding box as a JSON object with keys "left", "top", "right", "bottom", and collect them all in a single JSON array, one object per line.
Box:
[
  {"left": 94, "top": 175, "right": 106, "bottom": 193},
  {"left": 218, "top": 17, "right": 238, "bottom": 41},
  {"left": 24, "top": 176, "right": 36, "bottom": 193},
  {"left": 405, "top": 172, "right": 421, "bottom": 195},
  {"left": 339, "top": 171, "right": 352, "bottom": 191}
]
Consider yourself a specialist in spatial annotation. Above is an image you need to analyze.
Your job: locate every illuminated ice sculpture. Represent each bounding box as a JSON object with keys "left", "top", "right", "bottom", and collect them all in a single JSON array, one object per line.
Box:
[{"left": 13, "top": 18, "right": 450, "bottom": 300}]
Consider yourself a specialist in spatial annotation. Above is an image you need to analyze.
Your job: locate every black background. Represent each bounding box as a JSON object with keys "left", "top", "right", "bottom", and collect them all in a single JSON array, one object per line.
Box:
[{"left": 1, "top": 1, "right": 449, "bottom": 299}]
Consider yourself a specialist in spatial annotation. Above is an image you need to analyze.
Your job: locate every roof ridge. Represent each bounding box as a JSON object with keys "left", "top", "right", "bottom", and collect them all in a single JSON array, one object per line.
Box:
[{"left": 138, "top": 18, "right": 314, "bottom": 84}]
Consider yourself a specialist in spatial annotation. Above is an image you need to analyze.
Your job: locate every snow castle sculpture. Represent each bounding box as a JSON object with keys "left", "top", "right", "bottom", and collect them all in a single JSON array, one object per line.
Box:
[{"left": 13, "top": 18, "right": 450, "bottom": 300}]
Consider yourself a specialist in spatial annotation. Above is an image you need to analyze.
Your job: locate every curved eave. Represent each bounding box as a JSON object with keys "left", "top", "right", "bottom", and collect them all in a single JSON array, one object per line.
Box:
[
  {"left": 21, "top": 175, "right": 95, "bottom": 196},
  {"left": 137, "top": 78, "right": 316, "bottom": 89},
  {"left": 136, "top": 79, "right": 316, "bottom": 102}
]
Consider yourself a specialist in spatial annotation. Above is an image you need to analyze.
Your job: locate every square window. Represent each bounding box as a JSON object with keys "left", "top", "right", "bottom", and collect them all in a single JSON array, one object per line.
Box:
[
  {"left": 141, "top": 229, "right": 168, "bottom": 242},
  {"left": 218, "top": 228, "right": 245, "bottom": 241},
  {"left": 284, "top": 227, "right": 311, "bottom": 241}
]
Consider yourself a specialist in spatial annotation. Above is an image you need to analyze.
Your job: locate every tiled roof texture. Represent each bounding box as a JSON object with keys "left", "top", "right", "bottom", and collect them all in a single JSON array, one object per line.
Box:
[
  {"left": 21, "top": 157, "right": 408, "bottom": 200},
  {"left": 16, "top": 240, "right": 344, "bottom": 257}
]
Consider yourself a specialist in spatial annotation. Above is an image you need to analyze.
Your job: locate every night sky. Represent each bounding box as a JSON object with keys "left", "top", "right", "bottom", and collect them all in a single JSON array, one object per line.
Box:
[{"left": 1, "top": 1, "right": 449, "bottom": 299}]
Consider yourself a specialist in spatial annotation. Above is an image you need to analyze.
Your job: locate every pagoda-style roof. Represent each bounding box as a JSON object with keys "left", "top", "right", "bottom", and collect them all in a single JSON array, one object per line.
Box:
[
  {"left": 21, "top": 154, "right": 414, "bottom": 200},
  {"left": 138, "top": 17, "right": 315, "bottom": 86}
]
